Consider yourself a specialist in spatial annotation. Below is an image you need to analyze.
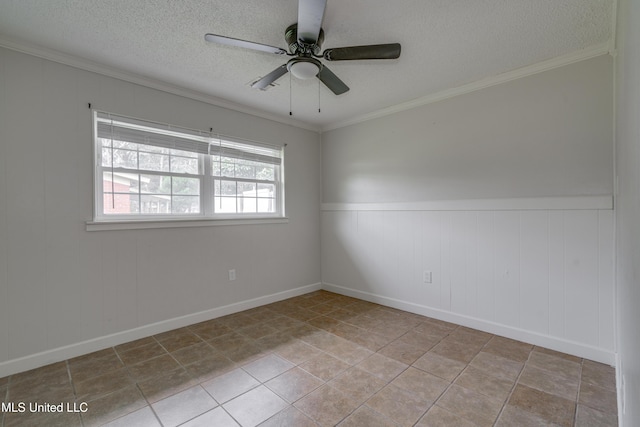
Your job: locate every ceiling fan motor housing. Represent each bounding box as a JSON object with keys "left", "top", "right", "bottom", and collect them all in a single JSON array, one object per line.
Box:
[{"left": 285, "top": 24, "right": 324, "bottom": 56}]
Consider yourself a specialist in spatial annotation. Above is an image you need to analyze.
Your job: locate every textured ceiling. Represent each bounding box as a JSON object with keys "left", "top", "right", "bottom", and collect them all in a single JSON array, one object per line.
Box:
[{"left": 0, "top": 0, "right": 613, "bottom": 130}]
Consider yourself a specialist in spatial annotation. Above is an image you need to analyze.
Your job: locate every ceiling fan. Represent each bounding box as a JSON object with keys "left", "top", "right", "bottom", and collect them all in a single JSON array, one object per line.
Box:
[{"left": 204, "top": 0, "right": 401, "bottom": 95}]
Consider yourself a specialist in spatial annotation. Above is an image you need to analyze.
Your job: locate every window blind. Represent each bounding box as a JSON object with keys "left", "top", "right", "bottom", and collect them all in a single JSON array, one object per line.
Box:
[
  {"left": 96, "top": 112, "right": 210, "bottom": 155},
  {"left": 96, "top": 112, "right": 283, "bottom": 165},
  {"left": 209, "top": 137, "right": 282, "bottom": 165}
]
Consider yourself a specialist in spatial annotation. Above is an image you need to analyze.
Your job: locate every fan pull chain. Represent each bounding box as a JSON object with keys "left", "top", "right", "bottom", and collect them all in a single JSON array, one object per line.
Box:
[
  {"left": 318, "top": 80, "right": 321, "bottom": 113},
  {"left": 289, "top": 73, "right": 292, "bottom": 116}
]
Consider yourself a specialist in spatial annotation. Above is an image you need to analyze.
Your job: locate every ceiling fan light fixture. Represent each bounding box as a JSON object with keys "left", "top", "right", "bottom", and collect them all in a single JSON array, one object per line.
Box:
[{"left": 288, "top": 60, "right": 320, "bottom": 80}]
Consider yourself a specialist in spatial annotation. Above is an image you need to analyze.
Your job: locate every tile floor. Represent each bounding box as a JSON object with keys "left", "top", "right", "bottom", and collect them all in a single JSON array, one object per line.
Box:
[{"left": 0, "top": 291, "right": 618, "bottom": 427}]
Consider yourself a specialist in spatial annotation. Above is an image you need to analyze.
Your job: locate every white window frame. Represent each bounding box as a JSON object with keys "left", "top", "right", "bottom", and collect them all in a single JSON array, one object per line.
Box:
[{"left": 91, "top": 111, "right": 285, "bottom": 227}]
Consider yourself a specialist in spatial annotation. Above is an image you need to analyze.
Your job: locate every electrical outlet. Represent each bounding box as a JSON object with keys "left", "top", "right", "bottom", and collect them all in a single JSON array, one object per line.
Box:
[
  {"left": 423, "top": 271, "right": 432, "bottom": 283},
  {"left": 228, "top": 269, "right": 236, "bottom": 281}
]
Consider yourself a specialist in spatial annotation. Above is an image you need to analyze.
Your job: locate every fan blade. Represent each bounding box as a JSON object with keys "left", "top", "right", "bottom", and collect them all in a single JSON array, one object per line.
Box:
[
  {"left": 323, "top": 43, "right": 401, "bottom": 61},
  {"left": 251, "top": 64, "right": 289, "bottom": 90},
  {"left": 297, "top": 0, "right": 326, "bottom": 44},
  {"left": 205, "top": 34, "right": 287, "bottom": 55},
  {"left": 317, "top": 65, "right": 349, "bottom": 95}
]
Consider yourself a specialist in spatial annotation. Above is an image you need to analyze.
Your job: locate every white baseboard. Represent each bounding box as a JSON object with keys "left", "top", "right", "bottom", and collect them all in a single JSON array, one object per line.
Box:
[
  {"left": 322, "top": 282, "right": 616, "bottom": 366},
  {"left": 0, "top": 282, "right": 322, "bottom": 377}
]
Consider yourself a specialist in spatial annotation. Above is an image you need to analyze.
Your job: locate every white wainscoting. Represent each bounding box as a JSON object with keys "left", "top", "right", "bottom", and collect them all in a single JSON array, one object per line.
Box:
[{"left": 321, "top": 197, "right": 615, "bottom": 364}]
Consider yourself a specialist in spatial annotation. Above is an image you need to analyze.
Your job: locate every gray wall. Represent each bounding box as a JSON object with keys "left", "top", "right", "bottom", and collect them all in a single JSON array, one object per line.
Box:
[
  {"left": 322, "top": 55, "right": 613, "bottom": 203},
  {"left": 0, "top": 47, "right": 321, "bottom": 373},
  {"left": 615, "top": 0, "right": 640, "bottom": 424}
]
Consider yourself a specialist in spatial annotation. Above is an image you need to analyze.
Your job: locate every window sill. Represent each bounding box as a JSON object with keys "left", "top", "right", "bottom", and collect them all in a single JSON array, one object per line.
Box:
[{"left": 86, "top": 217, "right": 289, "bottom": 231}]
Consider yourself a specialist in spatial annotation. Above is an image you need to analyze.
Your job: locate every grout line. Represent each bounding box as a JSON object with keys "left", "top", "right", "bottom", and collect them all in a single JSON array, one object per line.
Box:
[{"left": 492, "top": 348, "right": 530, "bottom": 426}]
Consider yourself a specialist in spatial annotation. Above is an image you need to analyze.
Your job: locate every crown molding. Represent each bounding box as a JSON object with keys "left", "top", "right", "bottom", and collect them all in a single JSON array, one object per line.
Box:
[
  {"left": 0, "top": 36, "right": 610, "bottom": 135},
  {"left": 0, "top": 36, "right": 321, "bottom": 133},
  {"left": 321, "top": 42, "right": 611, "bottom": 132}
]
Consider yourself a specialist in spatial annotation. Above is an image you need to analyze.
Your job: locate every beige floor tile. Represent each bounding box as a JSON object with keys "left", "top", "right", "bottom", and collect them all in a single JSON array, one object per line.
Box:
[
  {"left": 117, "top": 341, "right": 168, "bottom": 366},
  {"left": 308, "top": 315, "right": 342, "bottom": 331},
  {"left": 7, "top": 362, "right": 74, "bottom": 403},
  {"left": 578, "top": 381, "right": 618, "bottom": 414},
  {"left": 298, "top": 328, "right": 344, "bottom": 352},
  {"left": 518, "top": 364, "right": 579, "bottom": 401},
  {"left": 338, "top": 406, "right": 399, "bottom": 427},
  {"left": 526, "top": 351, "right": 582, "bottom": 383},
  {"left": 275, "top": 339, "right": 324, "bottom": 365},
  {"left": 103, "top": 406, "right": 162, "bottom": 427},
  {"left": 508, "top": 384, "right": 576, "bottom": 427},
  {"left": 266, "top": 367, "right": 324, "bottom": 402},
  {"left": 238, "top": 323, "right": 280, "bottom": 340},
  {"left": 575, "top": 404, "right": 618, "bottom": 427},
  {"left": 437, "top": 384, "right": 503, "bottom": 427},
  {"left": 184, "top": 353, "right": 236, "bottom": 382},
  {"left": 69, "top": 350, "right": 124, "bottom": 383},
  {"left": 155, "top": 328, "right": 204, "bottom": 353},
  {"left": 495, "top": 404, "right": 562, "bottom": 427},
  {"left": 532, "top": 346, "right": 582, "bottom": 364},
  {"left": 446, "top": 327, "right": 493, "bottom": 347},
  {"left": 188, "top": 319, "right": 233, "bottom": 340},
  {"left": 258, "top": 406, "right": 318, "bottom": 426},
  {"left": 329, "top": 367, "right": 387, "bottom": 405},
  {"left": 581, "top": 360, "right": 616, "bottom": 391},
  {"left": 266, "top": 316, "right": 305, "bottom": 332},
  {"left": 348, "top": 330, "right": 394, "bottom": 352},
  {"left": 171, "top": 342, "right": 217, "bottom": 366},
  {"left": 81, "top": 385, "right": 147, "bottom": 426},
  {"left": 127, "top": 354, "right": 181, "bottom": 382},
  {"left": 224, "top": 342, "right": 271, "bottom": 365},
  {"left": 202, "top": 368, "right": 260, "bottom": 403},
  {"left": 413, "top": 320, "right": 457, "bottom": 337},
  {"left": 453, "top": 366, "right": 514, "bottom": 402},
  {"left": 224, "top": 385, "right": 288, "bottom": 427},
  {"left": 299, "top": 353, "right": 350, "bottom": 381},
  {"left": 208, "top": 332, "right": 252, "bottom": 352},
  {"left": 255, "top": 331, "right": 295, "bottom": 353},
  {"left": 74, "top": 367, "right": 134, "bottom": 401},
  {"left": 324, "top": 340, "right": 373, "bottom": 365},
  {"left": 391, "top": 367, "right": 449, "bottom": 403},
  {"left": 469, "top": 351, "right": 523, "bottom": 382},
  {"left": 416, "top": 405, "right": 476, "bottom": 427},
  {"left": 412, "top": 352, "right": 466, "bottom": 381},
  {"left": 137, "top": 367, "right": 198, "bottom": 403},
  {"left": 482, "top": 336, "right": 533, "bottom": 363},
  {"left": 430, "top": 340, "right": 481, "bottom": 363},
  {"left": 9, "top": 361, "right": 67, "bottom": 386},
  {"left": 357, "top": 353, "right": 408, "bottom": 382},
  {"left": 395, "top": 329, "right": 442, "bottom": 351},
  {"left": 216, "top": 313, "right": 260, "bottom": 329},
  {"left": 182, "top": 406, "right": 240, "bottom": 427},
  {"left": 378, "top": 340, "right": 426, "bottom": 365},
  {"left": 243, "top": 354, "right": 295, "bottom": 382},
  {"left": 114, "top": 336, "right": 156, "bottom": 353},
  {"left": 295, "top": 385, "right": 359, "bottom": 427},
  {"left": 366, "top": 383, "right": 432, "bottom": 427},
  {"left": 4, "top": 409, "right": 83, "bottom": 427},
  {"left": 152, "top": 385, "right": 217, "bottom": 427}
]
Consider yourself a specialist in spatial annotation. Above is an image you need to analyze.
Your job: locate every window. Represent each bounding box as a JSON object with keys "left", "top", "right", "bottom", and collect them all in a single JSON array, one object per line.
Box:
[{"left": 94, "top": 111, "right": 284, "bottom": 221}]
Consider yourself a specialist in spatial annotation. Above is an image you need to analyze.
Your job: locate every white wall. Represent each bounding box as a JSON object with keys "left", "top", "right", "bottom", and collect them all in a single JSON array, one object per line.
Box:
[
  {"left": 321, "top": 55, "right": 615, "bottom": 363},
  {"left": 615, "top": 0, "right": 640, "bottom": 424},
  {"left": 0, "top": 47, "right": 322, "bottom": 376}
]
